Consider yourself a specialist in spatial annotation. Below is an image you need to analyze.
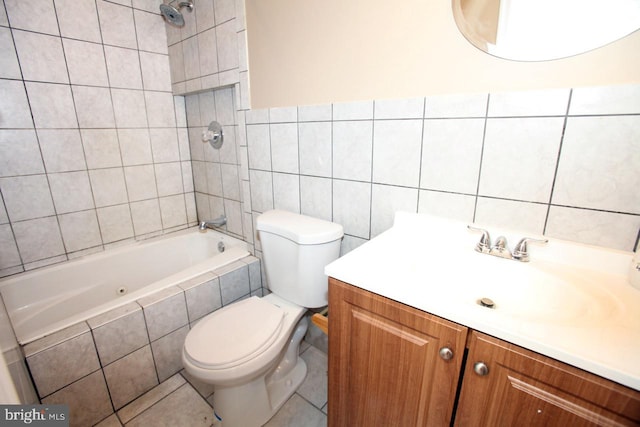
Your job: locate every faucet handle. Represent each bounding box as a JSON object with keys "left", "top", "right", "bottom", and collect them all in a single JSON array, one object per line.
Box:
[
  {"left": 467, "top": 225, "right": 491, "bottom": 253},
  {"left": 513, "top": 237, "right": 548, "bottom": 262}
]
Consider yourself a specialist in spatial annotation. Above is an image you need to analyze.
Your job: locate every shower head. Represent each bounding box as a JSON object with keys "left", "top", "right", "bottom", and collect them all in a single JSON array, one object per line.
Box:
[{"left": 159, "top": 1, "right": 193, "bottom": 28}]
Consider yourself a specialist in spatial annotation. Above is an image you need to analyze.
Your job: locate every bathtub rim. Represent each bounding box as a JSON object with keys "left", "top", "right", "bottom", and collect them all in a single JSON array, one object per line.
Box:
[{"left": 0, "top": 227, "right": 251, "bottom": 345}]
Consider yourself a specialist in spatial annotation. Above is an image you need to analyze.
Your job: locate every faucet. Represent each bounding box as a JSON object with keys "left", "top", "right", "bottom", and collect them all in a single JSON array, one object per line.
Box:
[
  {"left": 468, "top": 225, "right": 548, "bottom": 262},
  {"left": 199, "top": 215, "right": 227, "bottom": 232}
]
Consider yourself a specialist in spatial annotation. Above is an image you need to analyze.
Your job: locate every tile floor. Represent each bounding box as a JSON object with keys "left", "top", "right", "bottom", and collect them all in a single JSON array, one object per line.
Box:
[{"left": 94, "top": 341, "right": 327, "bottom": 427}]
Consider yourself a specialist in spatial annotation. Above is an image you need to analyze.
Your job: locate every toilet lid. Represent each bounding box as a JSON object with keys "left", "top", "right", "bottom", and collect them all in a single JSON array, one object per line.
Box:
[{"left": 184, "top": 297, "right": 285, "bottom": 370}]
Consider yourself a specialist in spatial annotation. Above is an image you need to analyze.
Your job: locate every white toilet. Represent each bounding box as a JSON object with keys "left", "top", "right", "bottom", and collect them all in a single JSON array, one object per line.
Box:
[{"left": 182, "top": 210, "right": 343, "bottom": 426}]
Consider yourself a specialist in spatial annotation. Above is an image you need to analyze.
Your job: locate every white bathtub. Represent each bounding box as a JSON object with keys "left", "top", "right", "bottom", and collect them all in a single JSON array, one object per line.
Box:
[{"left": 0, "top": 228, "right": 249, "bottom": 345}]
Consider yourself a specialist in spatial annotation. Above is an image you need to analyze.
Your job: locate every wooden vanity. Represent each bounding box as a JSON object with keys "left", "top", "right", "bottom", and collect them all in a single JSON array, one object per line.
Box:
[{"left": 328, "top": 278, "right": 640, "bottom": 426}]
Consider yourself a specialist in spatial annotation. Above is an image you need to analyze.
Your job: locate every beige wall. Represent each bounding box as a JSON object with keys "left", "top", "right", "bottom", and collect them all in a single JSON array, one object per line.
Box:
[{"left": 246, "top": 0, "right": 640, "bottom": 108}]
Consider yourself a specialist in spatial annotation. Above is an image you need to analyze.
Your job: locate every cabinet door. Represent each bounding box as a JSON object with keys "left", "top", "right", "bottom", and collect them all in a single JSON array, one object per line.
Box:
[
  {"left": 455, "top": 331, "right": 640, "bottom": 427},
  {"left": 328, "top": 278, "right": 468, "bottom": 426}
]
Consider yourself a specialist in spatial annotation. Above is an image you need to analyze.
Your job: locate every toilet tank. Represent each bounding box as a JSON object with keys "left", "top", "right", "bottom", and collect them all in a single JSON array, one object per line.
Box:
[{"left": 256, "top": 210, "right": 343, "bottom": 308}]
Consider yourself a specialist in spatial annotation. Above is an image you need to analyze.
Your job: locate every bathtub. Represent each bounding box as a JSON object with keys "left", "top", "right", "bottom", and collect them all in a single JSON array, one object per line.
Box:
[{"left": 0, "top": 228, "right": 250, "bottom": 345}]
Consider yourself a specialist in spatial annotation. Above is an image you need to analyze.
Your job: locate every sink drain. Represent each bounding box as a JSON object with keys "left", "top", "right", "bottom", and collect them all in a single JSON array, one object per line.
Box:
[
  {"left": 116, "top": 287, "right": 128, "bottom": 296},
  {"left": 218, "top": 241, "right": 225, "bottom": 252},
  {"left": 478, "top": 297, "right": 495, "bottom": 309}
]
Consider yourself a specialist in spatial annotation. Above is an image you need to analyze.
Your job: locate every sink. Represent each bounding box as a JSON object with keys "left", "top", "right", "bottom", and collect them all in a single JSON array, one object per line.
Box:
[{"left": 454, "top": 256, "right": 621, "bottom": 324}]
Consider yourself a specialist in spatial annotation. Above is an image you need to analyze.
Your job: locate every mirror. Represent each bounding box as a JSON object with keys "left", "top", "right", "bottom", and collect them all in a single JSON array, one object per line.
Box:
[{"left": 452, "top": 0, "right": 640, "bottom": 61}]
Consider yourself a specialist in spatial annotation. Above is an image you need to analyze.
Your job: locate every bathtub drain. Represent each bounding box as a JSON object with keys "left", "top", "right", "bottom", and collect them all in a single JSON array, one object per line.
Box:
[{"left": 117, "top": 287, "right": 128, "bottom": 296}]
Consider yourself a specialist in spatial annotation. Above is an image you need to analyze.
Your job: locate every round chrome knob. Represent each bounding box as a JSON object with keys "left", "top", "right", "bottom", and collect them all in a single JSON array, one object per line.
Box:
[
  {"left": 473, "top": 361, "right": 489, "bottom": 376},
  {"left": 439, "top": 347, "right": 454, "bottom": 361}
]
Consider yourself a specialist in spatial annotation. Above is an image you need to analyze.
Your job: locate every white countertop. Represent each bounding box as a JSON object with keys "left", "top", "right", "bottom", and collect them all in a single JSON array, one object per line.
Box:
[{"left": 325, "top": 212, "right": 640, "bottom": 391}]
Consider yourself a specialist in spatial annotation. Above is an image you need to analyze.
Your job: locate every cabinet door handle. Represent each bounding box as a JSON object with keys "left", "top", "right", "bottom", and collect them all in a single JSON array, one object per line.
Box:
[
  {"left": 473, "top": 361, "right": 489, "bottom": 376},
  {"left": 439, "top": 347, "right": 454, "bottom": 361}
]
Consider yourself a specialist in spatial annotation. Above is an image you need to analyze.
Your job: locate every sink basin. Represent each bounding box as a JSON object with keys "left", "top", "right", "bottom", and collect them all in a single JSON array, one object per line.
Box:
[{"left": 452, "top": 255, "right": 621, "bottom": 324}]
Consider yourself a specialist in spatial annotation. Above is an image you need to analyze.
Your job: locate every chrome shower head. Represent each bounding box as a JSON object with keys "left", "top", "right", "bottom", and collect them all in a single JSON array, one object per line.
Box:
[{"left": 159, "top": 1, "right": 193, "bottom": 28}]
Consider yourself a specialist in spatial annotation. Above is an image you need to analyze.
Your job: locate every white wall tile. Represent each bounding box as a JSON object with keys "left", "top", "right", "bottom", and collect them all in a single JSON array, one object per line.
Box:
[
  {"left": 130, "top": 199, "right": 162, "bottom": 235},
  {"left": 96, "top": 204, "right": 134, "bottom": 243},
  {"left": 104, "top": 46, "right": 144, "bottom": 89},
  {"left": 73, "top": 86, "right": 116, "bottom": 128},
  {"left": 218, "top": 125, "right": 237, "bottom": 164},
  {"left": 26, "top": 83, "right": 77, "bottom": 129},
  {"left": 299, "top": 122, "right": 331, "bottom": 177},
  {"left": 97, "top": 0, "right": 138, "bottom": 49},
  {"left": 370, "top": 184, "right": 418, "bottom": 237},
  {"left": 374, "top": 97, "right": 424, "bottom": 119},
  {"left": 174, "top": 96, "right": 187, "bottom": 127},
  {"left": 5, "top": 0, "right": 59, "bottom": 35},
  {"left": 246, "top": 124, "right": 271, "bottom": 170},
  {"left": 269, "top": 107, "right": 297, "bottom": 123},
  {"left": 420, "top": 118, "right": 484, "bottom": 194},
  {"left": 182, "top": 37, "right": 200, "bottom": 80},
  {"left": 155, "top": 162, "right": 183, "bottom": 197},
  {"left": 372, "top": 119, "right": 422, "bottom": 187},
  {"left": 81, "top": 129, "right": 122, "bottom": 169},
  {"left": 58, "top": 210, "right": 102, "bottom": 253},
  {"left": 270, "top": 123, "right": 298, "bottom": 173},
  {"left": 215, "top": 0, "right": 235, "bottom": 24},
  {"left": 112, "top": 89, "right": 148, "bottom": 128},
  {"left": 249, "top": 170, "right": 273, "bottom": 213},
  {"left": 332, "top": 121, "right": 372, "bottom": 182},
  {"left": 124, "top": 165, "right": 158, "bottom": 201},
  {"left": 145, "top": 91, "right": 177, "bottom": 127},
  {"left": 13, "top": 216, "right": 65, "bottom": 263},
  {"left": 196, "top": 0, "right": 215, "bottom": 32},
  {"left": 197, "top": 28, "right": 218, "bottom": 76},
  {"left": 90, "top": 168, "right": 129, "bottom": 207},
  {"left": 214, "top": 87, "right": 236, "bottom": 125},
  {"left": 299, "top": 104, "right": 332, "bottom": 122},
  {"left": 488, "top": 89, "right": 570, "bottom": 117},
  {"left": 0, "top": 80, "right": 33, "bottom": 128},
  {"left": 206, "top": 162, "right": 223, "bottom": 196},
  {"left": 474, "top": 197, "right": 548, "bottom": 235},
  {"left": 0, "top": 27, "right": 21, "bottom": 79},
  {"left": 1, "top": 175, "right": 55, "bottom": 221},
  {"left": 139, "top": 52, "right": 172, "bottom": 91},
  {"left": 221, "top": 163, "right": 240, "bottom": 200},
  {"left": 55, "top": 0, "right": 102, "bottom": 43},
  {"left": 300, "top": 175, "right": 332, "bottom": 222},
  {"left": 0, "top": 130, "right": 44, "bottom": 177},
  {"left": 38, "top": 130, "right": 86, "bottom": 173},
  {"left": 333, "top": 179, "right": 370, "bottom": 239},
  {"left": 63, "top": 39, "right": 109, "bottom": 87},
  {"left": 272, "top": 172, "right": 299, "bottom": 213},
  {"left": 159, "top": 194, "right": 187, "bottom": 228},
  {"left": 417, "top": 190, "right": 475, "bottom": 223},
  {"left": 118, "top": 129, "right": 153, "bottom": 166},
  {"left": 479, "top": 117, "right": 563, "bottom": 203},
  {"left": 216, "top": 20, "right": 238, "bottom": 71},
  {"left": 546, "top": 206, "right": 640, "bottom": 251},
  {"left": 0, "top": 224, "right": 21, "bottom": 269},
  {"left": 553, "top": 116, "right": 640, "bottom": 214},
  {"left": 570, "top": 84, "right": 640, "bottom": 115},
  {"left": 0, "top": 0, "right": 7, "bottom": 26},
  {"left": 13, "top": 31, "right": 68, "bottom": 83},
  {"left": 425, "top": 93, "right": 488, "bottom": 118},
  {"left": 333, "top": 101, "right": 373, "bottom": 121},
  {"left": 134, "top": 9, "right": 168, "bottom": 54},
  {"left": 150, "top": 128, "right": 180, "bottom": 162},
  {"left": 168, "top": 43, "right": 185, "bottom": 83},
  {"left": 48, "top": 171, "right": 95, "bottom": 214}
]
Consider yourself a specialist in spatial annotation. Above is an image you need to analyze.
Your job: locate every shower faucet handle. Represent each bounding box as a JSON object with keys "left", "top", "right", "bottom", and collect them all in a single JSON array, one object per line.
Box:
[{"left": 467, "top": 225, "right": 491, "bottom": 253}]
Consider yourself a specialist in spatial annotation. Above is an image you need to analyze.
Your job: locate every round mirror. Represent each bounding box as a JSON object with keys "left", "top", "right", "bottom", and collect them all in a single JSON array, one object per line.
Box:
[{"left": 452, "top": 0, "right": 640, "bottom": 61}]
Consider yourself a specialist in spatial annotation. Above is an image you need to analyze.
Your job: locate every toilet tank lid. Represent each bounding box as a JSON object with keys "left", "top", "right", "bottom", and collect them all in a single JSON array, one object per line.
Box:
[{"left": 256, "top": 210, "right": 343, "bottom": 244}]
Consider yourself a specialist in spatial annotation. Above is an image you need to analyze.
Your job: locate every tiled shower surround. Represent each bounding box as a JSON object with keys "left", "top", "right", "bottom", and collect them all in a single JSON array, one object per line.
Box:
[{"left": 24, "top": 256, "right": 261, "bottom": 426}]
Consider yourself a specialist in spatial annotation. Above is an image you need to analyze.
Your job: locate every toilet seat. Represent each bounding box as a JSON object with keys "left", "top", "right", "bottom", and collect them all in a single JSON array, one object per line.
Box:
[{"left": 183, "top": 297, "right": 285, "bottom": 370}]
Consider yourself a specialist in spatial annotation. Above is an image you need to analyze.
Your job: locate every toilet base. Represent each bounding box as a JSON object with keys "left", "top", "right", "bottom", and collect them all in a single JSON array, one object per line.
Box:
[{"left": 212, "top": 317, "right": 309, "bottom": 427}]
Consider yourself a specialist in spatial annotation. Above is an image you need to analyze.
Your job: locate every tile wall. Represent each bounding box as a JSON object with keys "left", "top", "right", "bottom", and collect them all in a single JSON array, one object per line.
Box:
[
  {"left": 24, "top": 256, "right": 261, "bottom": 426},
  {"left": 0, "top": 0, "right": 197, "bottom": 277},
  {"left": 165, "top": 0, "right": 248, "bottom": 98},
  {"left": 241, "top": 86, "right": 640, "bottom": 253}
]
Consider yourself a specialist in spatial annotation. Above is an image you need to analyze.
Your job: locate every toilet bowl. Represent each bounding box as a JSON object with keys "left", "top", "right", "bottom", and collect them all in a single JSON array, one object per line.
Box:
[{"left": 181, "top": 210, "right": 343, "bottom": 426}]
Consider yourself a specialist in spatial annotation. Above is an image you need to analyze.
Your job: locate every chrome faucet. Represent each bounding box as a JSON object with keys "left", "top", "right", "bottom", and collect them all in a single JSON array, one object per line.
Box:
[
  {"left": 468, "top": 225, "right": 547, "bottom": 262},
  {"left": 199, "top": 215, "right": 227, "bottom": 232}
]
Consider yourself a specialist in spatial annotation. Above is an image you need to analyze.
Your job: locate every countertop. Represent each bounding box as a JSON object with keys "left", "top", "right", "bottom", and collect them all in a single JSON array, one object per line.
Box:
[{"left": 325, "top": 212, "right": 640, "bottom": 391}]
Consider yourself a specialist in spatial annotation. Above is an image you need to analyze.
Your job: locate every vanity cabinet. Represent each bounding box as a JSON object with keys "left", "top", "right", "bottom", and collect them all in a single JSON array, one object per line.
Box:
[
  {"left": 328, "top": 278, "right": 640, "bottom": 426},
  {"left": 328, "top": 278, "right": 468, "bottom": 426}
]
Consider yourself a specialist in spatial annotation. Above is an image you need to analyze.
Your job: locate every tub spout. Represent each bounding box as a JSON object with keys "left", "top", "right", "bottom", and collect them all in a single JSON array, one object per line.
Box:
[{"left": 199, "top": 215, "right": 227, "bottom": 232}]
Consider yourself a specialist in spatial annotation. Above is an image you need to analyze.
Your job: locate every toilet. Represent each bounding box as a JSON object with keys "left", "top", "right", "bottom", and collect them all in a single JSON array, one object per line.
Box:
[{"left": 182, "top": 210, "right": 343, "bottom": 426}]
